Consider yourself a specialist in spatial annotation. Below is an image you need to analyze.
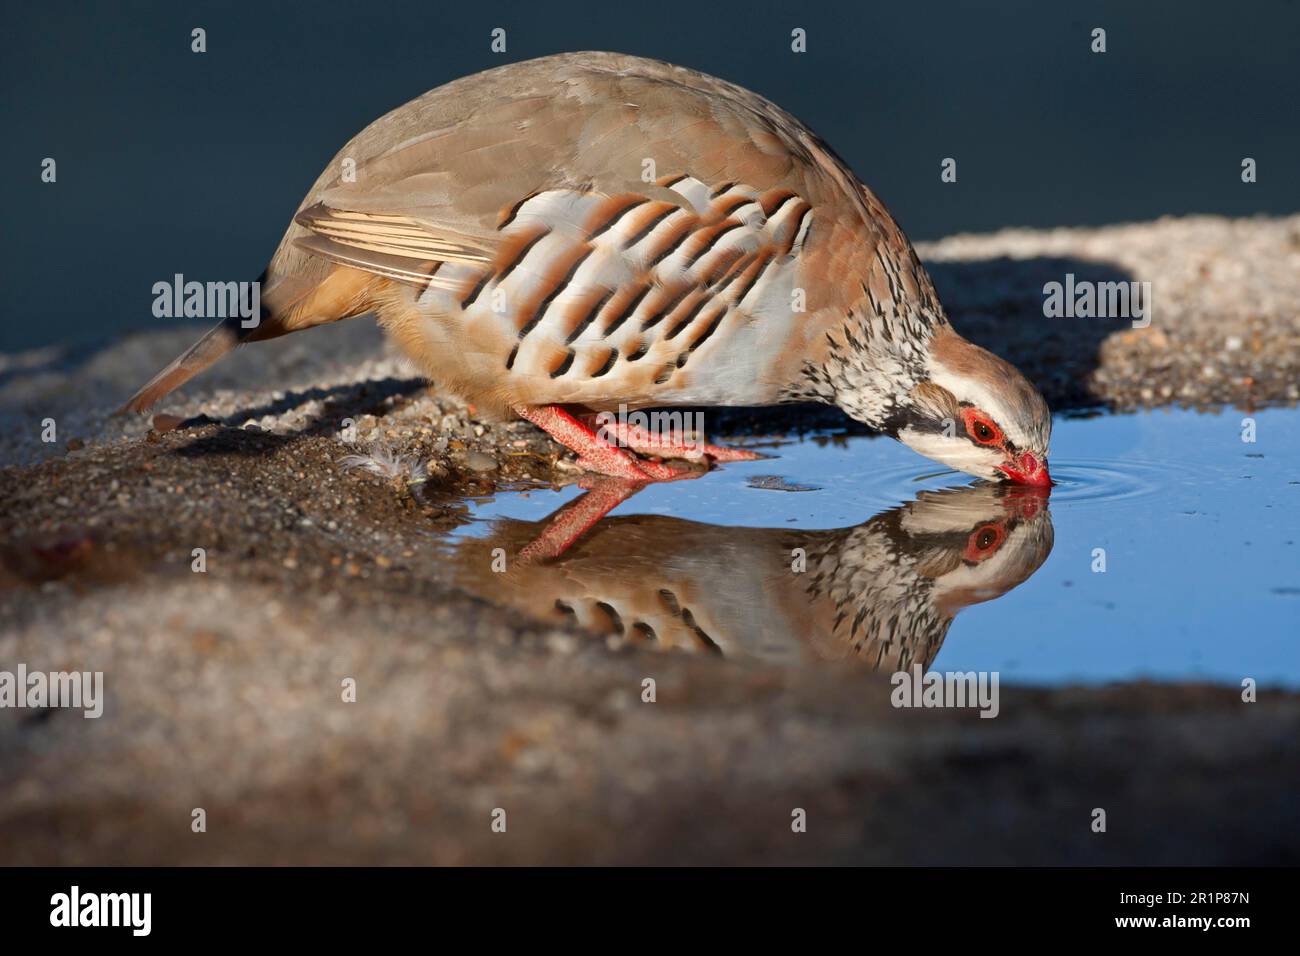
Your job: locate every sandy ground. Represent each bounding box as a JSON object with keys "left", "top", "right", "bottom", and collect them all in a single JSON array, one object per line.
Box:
[{"left": 2, "top": 214, "right": 1298, "bottom": 864}]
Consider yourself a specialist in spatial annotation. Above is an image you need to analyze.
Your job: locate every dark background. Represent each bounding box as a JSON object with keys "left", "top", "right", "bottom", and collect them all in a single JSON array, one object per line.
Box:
[{"left": 3, "top": 0, "right": 1298, "bottom": 350}]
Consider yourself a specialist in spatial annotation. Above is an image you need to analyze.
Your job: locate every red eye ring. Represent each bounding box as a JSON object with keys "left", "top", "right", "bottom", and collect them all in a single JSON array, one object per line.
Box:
[
  {"left": 961, "top": 408, "right": 1004, "bottom": 447},
  {"left": 964, "top": 523, "right": 1005, "bottom": 561}
]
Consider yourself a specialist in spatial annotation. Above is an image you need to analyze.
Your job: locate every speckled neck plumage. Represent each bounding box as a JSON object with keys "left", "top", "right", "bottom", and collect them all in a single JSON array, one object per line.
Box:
[{"left": 783, "top": 301, "right": 947, "bottom": 430}]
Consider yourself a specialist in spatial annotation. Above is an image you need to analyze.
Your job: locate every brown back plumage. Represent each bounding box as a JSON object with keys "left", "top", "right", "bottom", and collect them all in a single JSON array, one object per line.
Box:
[{"left": 121, "top": 52, "right": 940, "bottom": 415}]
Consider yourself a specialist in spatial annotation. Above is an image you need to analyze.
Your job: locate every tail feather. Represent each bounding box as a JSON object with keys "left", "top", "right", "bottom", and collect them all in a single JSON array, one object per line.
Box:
[
  {"left": 118, "top": 318, "right": 249, "bottom": 414},
  {"left": 117, "top": 266, "right": 380, "bottom": 414}
]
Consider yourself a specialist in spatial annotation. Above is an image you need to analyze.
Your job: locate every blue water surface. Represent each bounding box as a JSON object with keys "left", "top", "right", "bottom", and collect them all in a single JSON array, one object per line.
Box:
[{"left": 453, "top": 407, "right": 1300, "bottom": 687}]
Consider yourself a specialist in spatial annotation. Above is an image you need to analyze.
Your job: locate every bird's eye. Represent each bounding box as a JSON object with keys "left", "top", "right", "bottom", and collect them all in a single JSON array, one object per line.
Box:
[
  {"left": 961, "top": 408, "right": 1004, "bottom": 446},
  {"left": 964, "top": 523, "right": 1005, "bottom": 561}
]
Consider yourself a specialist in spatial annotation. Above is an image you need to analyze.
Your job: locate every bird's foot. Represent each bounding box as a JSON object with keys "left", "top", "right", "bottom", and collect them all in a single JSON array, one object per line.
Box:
[
  {"left": 590, "top": 420, "right": 766, "bottom": 463},
  {"left": 515, "top": 403, "right": 704, "bottom": 484},
  {"left": 572, "top": 455, "right": 696, "bottom": 482}
]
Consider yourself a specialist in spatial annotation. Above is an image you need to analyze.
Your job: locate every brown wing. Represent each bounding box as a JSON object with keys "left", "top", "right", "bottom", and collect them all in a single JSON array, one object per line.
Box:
[
  {"left": 266, "top": 52, "right": 893, "bottom": 318},
  {"left": 123, "top": 52, "right": 935, "bottom": 413}
]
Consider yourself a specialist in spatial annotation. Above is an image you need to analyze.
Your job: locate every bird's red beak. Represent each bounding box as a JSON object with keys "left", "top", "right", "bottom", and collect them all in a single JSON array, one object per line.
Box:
[{"left": 998, "top": 452, "right": 1052, "bottom": 487}]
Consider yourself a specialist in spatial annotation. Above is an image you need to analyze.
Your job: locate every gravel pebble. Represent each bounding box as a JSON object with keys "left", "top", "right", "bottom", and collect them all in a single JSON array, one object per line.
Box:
[{"left": 464, "top": 451, "right": 499, "bottom": 472}]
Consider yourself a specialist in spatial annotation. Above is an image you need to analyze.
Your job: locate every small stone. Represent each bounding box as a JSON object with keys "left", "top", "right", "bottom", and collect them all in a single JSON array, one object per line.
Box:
[
  {"left": 464, "top": 451, "right": 499, "bottom": 472},
  {"left": 66, "top": 437, "right": 85, "bottom": 451},
  {"left": 151, "top": 414, "right": 185, "bottom": 433}
]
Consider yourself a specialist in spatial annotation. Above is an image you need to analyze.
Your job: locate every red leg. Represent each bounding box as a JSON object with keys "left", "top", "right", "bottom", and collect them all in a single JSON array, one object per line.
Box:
[
  {"left": 518, "top": 478, "right": 642, "bottom": 563},
  {"left": 593, "top": 420, "right": 766, "bottom": 463},
  {"left": 514, "top": 404, "right": 696, "bottom": 481}
]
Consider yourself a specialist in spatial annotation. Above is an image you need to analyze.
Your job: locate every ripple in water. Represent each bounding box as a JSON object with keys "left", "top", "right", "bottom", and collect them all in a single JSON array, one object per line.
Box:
[
  {"left": 854, "top": 457, "right": 1182, "bottom": 509},
  {"left": 1039, "top": 459, "right": 1166, "bottom": 504}
]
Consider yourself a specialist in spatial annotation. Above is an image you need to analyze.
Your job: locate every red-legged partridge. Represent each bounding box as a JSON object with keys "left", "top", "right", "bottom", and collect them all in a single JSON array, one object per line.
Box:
[
  {"left": 124, "top": 51, "right": 1052, "bottom": 486},
  {"left": 445, "top": 483, "right": 1054, "bottom": 668}
]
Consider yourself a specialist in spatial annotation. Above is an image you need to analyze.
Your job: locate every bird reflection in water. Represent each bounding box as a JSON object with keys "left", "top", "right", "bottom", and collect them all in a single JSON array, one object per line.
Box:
[{"left": 446, "top": 482, "right": 1053, "bottom": 671}]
